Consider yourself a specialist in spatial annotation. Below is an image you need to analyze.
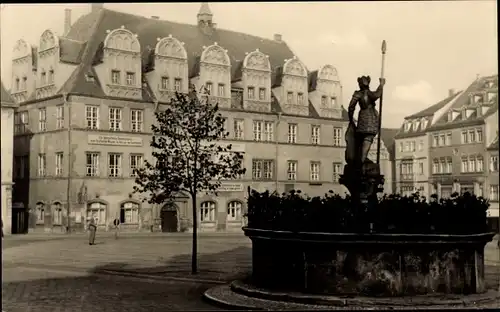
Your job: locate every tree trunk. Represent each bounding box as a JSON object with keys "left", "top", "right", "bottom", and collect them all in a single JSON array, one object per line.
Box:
[{"left": 191, "top": 193, "right": 198, "bottom": 274}]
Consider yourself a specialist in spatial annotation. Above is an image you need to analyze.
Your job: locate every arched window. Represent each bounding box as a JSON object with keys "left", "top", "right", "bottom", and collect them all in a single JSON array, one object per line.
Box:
[
  {"left": 200, "top": 201, "right": 216, "bottom": 222},
  {"left": 87, "top": 202, "right": 106, "bottom": 225},
  {"left": 227, "top": 201, "right": 242, "bottom": 222},
  {"left": 36, "top": 202, "right": 45, "bottom": 224},
  {"left": 53, "top": 202, "right": 63, "bottom": 225},
  {"left": 120, "top": 202, "right": 139, "bottom": 224}
]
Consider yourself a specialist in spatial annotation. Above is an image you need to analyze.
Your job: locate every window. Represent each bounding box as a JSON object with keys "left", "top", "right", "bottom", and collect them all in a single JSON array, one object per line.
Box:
[
  {"left": 461, "top": 131, "right": 468, "bottom": 144},
  {"left": 446, "top": 158, "right": 453, "bottom": 173},
  {"left": 108, "top": 154, "right": 122, "bottom": 177},
  {"left": 218, "top": 84, "right": 225, "bottom": 97},
  {"left": 410, "top": 141, "right": 416, "bottom": 152},
  {"left": 438, "top": 159, "right": 445, "bottom": 174},
  {"left": 86, "top": 106, "right": 99, "bottom": 129},
  {"left": 432, "top": 135, "right": 438, "bottom": 147},
  {"left": 418, "top": 162, "right": 424, "bottom": 175},
  {"left": 247, "top": 86, "right": 255, "bottom": 99},
  {"left": 287, "top": 161, "right": 297, "bottom": 181},
  {"left": 48, "top": 69, "right": 54, "bottom": 84},
  {"left": 205, "top": 82, "right": 213, "bottom": 95},
  {"left": 259, "top": 88, "right": 266, "bottom": 101},
  {"left": 288, "top": 123, "right": 297, "bottom": 143},
  {"left": 120, "top": 202, "right": 139, "bottom": 224},
  {"left": 55, "top": 152, "right": 64, "bottom": 176},
  {"left": 234, "top": 119, "right": 244, "bottom": 140},
  {"left": 468, "top": 130, "right": 476, "bottom": 143},
  {"left": 490, "top": 185, "right": 499, "bottom": 201},
  {"left": 404, "top": 122, "right": 411, "bottom": 132},
  {"left": 476, "top": 157, "right": 484, "bottom": 172},
  {"left": 491, "top": 155, "right": 499, "bottom": 172},
  {"left": 15, "top": 77, "right": 20, "bottom": 91},
  {"left": 333, "top": 162, "right": 342, "bottom": 182},
  {"left": 41, "top": 71, "right": 47, "bottom": 85},
  {"left": 297, "top": 93, "right": 304, "bottom": 105},
  {"left": 439, "top": 135, "right": 445, "bottom": 147},
  {"left": 174, "top": 78, "right": 182, "bottom": 92},
  {"left": 200, "top": 201, "right": 216, "bottom": 222},
  {"left": 333, "top": 127, "right": 342, "bottom": 146},
  {"left": 130, "top": 109, "right": 143, "bottom": 132},
  {"left": 310, "top": 162, "right": 320, "bottom": 181},
  {"left": 86, "top": 153, "right": 99, "bottom": 177},
  {"left": 252, "top": 159, "right": 274, "bottom": 180},
  {"left": 418, "top": 140, "right": 424, "bottom": 151},
  {"left": 126, "top": 72, "right": 135, "bottom": 86},
  {"left": 476, "top": 129, "right": 483, "bottom": 142},
  {"left": 311, "top": 125, "right": 320, "bottom": 145},
  {"left": 321, "top": 96, "right": 327, "bottom": 107},
  {"left": 432, "top": 159, "right": 439, "bottom": 174},
  {"left": 399, "top": 142, "right": 403, "bottom": 152},
  {"left": 253, "top": 120, "right": 262, "bottom": 141},
  {"left": 56, "top": 105, "right": 64, "bottom": 129},
  {"left": 21, "top": 76, "right": 27, "bottom": 90},
  {"left": 331, "top": 97, "right": 337, "bottom": 106},
  {"left": 161, "top": 77, "right": 169, "bottom": 89},
  {"left": 36, "top": 203, "right": 45, "bottom": 224},
  {"left": 53, "top": 202, "right": 62, "bottom": 225},
  {"left": 476, "top": 183, "right": 484, "bottom": 197},
  {"left": 287, "top": 91, "right": 293, "bottom": 104},
  {"left": 38, "top": 108, "right": 46, "bottom": 132},
  {"left": 264, "top": 121, "right": 274, "bottom": 142},
  {"left": 404, "top": 142, "right": 409, "bottom": 152},
  {"left": 130, "top": 154, "right": 143, "bottom": 177},
  {"left": 461, "top": 157, "right": 468, "bottom": 173},
  {"left": 445, "top": 133, "right": 452, "bottom": 146},
  {"left": 111, "top": 70, "right": 120, "bottom": 84},
  {"left": 38, "top": 154, "right": 46, "bottom": 176},
  {"left": 109, "top": 107, "right": 122, "bottom": 131},
  {"left": 468, "top": 157, "right": 476, "bottom": 172},
  {"left": 227, "top": 201, "right": 242, "bottom": 222},
  {"left": 87, "top": 202, "right": 106, "bottom": 225},
  {"left": 421, "top": 119, "right": 428, "bottom": 129},
  {"left": 20, "top": 111, "right": 29, "bottom": 133}
]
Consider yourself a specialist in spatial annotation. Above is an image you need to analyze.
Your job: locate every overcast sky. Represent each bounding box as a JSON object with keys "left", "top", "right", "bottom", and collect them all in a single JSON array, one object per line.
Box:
[{"left": 0, "top": 2, "right": 497, "bottom": 128}]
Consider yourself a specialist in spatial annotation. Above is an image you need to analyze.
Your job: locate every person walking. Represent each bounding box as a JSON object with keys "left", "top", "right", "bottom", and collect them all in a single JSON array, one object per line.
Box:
[{"left": 88, "top": 216, "right": 97, "bottom": 245}]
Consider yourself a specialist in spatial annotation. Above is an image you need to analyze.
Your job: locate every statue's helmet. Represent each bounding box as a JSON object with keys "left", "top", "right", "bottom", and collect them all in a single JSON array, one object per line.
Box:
[{"left": 357, "top": 76, "right": 371, "bottom": 88}]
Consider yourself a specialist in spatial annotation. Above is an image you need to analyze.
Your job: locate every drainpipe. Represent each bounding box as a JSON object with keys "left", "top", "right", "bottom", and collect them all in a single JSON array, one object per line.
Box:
[
  {"left": 275, "top": 112, "right": 282, "bottom": 192},
  {"left": 65, "top": 93, "right": 72, "bottom": 233}
]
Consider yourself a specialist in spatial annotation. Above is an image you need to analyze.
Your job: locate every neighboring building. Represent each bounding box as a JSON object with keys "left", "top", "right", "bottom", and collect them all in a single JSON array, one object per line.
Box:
[
  {"left": 1, "top": 81, "right": 17, "bottom": 235},
  {"left": 380, "top": 128, "right": 399, "bottom": 195},
  {"left": 486, "top": 134, "right": 499, "bottom": 231},
  {"left": 427, "top": 75, "right": 498, "bottom": 200},
  {"left": 10, "top": 4, "right": 390, "bottom": 233},
  {"left": 394, "top": 89, "right": 462, "bottom": 197}
]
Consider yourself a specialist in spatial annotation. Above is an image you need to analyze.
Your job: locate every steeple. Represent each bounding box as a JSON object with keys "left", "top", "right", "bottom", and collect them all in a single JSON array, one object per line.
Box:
[{"left": 197, "top": 2, "right": 213, "bottom": 27}]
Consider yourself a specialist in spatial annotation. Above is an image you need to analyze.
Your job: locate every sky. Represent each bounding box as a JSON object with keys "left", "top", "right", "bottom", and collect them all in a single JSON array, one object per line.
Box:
[{"left": 0, "top": 2, "right": 497, "bottom": 128}]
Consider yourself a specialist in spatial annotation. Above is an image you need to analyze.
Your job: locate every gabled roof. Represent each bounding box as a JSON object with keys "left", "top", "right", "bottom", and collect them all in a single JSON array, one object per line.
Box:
[
  {"left": 405, "top": 91, "right": 462, "bottom": 119},
  {"left": 61, "top": 8, "right": 295, "bottom": 98},
  {"left": 1, "top": 81, "right": 16, "bottom": 107},
  {"left": 380, "top": 128, "right": 399, "bottom": 161},
  {"left": 487, "top": 133, "right": 499, "bottom": 151}
]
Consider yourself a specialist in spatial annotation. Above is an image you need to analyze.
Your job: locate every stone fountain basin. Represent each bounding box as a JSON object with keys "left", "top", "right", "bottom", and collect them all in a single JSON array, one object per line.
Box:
[{"left": 244, "top": 227, "right": 496, "bottom": 297}]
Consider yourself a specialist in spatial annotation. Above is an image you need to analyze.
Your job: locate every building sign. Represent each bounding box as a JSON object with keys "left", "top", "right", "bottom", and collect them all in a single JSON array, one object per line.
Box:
[
  {"left": 88, "top": 135, "right": 143, "bottom": 147},
  {"left": 218, "top": 183, "right": 244, "bottom": 192},
  {"left": 201, "top": 141, "right": 245, "bottom": 153}
]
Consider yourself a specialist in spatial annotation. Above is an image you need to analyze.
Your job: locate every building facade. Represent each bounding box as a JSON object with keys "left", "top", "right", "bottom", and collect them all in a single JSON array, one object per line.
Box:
[
  {"left": 9, "top": 4, "right": 393, "bottom": 233},
  {"left": 486, "top": 135, "right": 499, "bottom": 230},
  {"left": 394, "top": 89, "right": 462, "bottom": 197},
  {"left": 1, "top": 81, "right": 17, "bottom": 235}
]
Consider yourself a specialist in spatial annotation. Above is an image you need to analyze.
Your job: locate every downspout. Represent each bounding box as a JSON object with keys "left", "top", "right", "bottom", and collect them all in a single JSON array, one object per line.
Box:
[
  {"left": 275, "top": 112, "right": 282, "bottom": 192},
  {"left": 65, "top": 93, "right": 72, "bottom": 233}
]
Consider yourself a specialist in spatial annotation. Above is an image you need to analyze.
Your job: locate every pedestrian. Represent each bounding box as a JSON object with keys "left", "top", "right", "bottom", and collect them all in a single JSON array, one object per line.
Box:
[{"left": 88, "top": 216, "right": 97, "bottom": 245}]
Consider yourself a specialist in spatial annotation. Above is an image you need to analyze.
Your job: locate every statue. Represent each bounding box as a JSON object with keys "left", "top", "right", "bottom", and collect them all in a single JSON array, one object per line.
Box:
[{"left": 345, "top": 76, "right": 386, "bottom": 172}]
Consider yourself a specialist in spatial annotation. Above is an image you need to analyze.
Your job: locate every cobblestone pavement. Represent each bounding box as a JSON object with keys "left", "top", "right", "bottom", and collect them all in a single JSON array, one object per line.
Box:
[{"left": 2, "top": 235, "right": 499, "bottom": 311}]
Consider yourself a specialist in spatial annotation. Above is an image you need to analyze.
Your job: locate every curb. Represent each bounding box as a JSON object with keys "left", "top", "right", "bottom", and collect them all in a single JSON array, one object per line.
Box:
[{"left": 94, "top": 269, "right": 226, "bottom": 285}]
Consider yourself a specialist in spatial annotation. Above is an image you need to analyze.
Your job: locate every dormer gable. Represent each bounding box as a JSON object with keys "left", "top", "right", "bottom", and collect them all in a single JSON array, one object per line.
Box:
[
  {"left": 412, "top": 119, "right": 420, "bottom": 131},
  {"left": 403, "top": 120, "right": 411, "bottom": 132},
  {"left": 94, "top": 26, "right": 142, "bottom": 100},
  {"left": 197, "top": 43, "right": 231, "bottom": 108},
  {"left": 242, "top": 49, "right": 272, "bottom": 112},
  {"left": 279, "top": 56, "right": 308, "bottom": 116},
  {"left": 11, "top": 39, "right": 33, "bottom": 103},
  {"left": 311, "top": 64, "right": 342, "bottom": 119},
  {"left": 148, "top": 35, "right": 189, "bottom": 102},
  {"left": 36, "top": 29, "right": 60, "bottom": 99},
  {"left": 421, "top": 117, "right": 428, "bottom": 129}
]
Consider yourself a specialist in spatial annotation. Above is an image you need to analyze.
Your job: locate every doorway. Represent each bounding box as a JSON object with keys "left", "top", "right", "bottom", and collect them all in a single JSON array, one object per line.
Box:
[
  {"left": 11, "top": 207, "right": 28, "bottom": 234},
  {"left": 160, "top": 204, "right": 178, "bottom": 232}
]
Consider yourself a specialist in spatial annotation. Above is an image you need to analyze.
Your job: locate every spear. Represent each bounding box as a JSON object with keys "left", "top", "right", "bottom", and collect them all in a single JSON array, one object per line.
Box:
[{"left": 376, "top": 40, "right": 387, "bottom": 165}]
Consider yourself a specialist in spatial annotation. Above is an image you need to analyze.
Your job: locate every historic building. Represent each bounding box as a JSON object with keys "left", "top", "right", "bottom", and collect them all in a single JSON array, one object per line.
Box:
[
  {"left": 486, "top": 133, "right": 499, "bottom": 230},
  {"left": 1, "top": 81, "right": 17, "bottom": 235},
  {"left": 426, "top": 75, "right": 498, "bottom": 203},
  {"left": 10, "top": 3, "right": 391, "bottom": 233},
  {"left": 394, "top": 89, "right": 462, "bottom": 197}
]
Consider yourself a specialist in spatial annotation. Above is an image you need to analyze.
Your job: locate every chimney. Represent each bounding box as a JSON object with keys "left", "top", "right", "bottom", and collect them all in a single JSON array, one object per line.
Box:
[
  {"left": 91, "top": 3, "right": 103, "bottom": 13},
  {"left": 448, "top": 89, "right": 455, "bottom": 97},
  {"left": 151, "top": 16, "right": 159, "bottom": 20},
  {"left": 64, "top": 9, "right": 72, "bottom": 36},
  {"left": 274, "top": 34, "right": 282, "bottom": 42}
]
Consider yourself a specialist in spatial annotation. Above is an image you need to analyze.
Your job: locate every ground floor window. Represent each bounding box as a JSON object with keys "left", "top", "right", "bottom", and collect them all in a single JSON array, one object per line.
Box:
[
  {"left": 120, "top": 202, "right": 139, "bottom": 224},
  {"left": 36, "top": 202, "right": 45, "bottom": 224},
  {"left": 441, "top": 186, "right": 452, "bottom": 199},
  {"left": 227, "top": 201, "right": 242, "bottom": 222},
  {"left": 200, "top": 201, "right": 216, "bottom": 222},
  {"left": 87, "top": 202, "right": 106, "bottom": 225},
  {"left": 53, "top": 202, "right": 63, "bottom": 225}
]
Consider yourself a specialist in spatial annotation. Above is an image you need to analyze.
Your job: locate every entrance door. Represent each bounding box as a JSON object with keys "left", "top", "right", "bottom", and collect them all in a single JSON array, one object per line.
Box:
[
  {"left": 160, "top": 204, "right": 178, "bottom": 233},
  {"left": 12, "top": 208, "right": 28, "bottom": 234}
]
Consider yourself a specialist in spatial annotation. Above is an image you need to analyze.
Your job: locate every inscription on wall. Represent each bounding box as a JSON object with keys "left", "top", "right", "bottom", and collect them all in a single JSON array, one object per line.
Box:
[
  {"left": 88, "top": 135, "right": 143, "bottom": 147},
  {"left": 218, "top": 183, "right": 244, "bottom": 192}
]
